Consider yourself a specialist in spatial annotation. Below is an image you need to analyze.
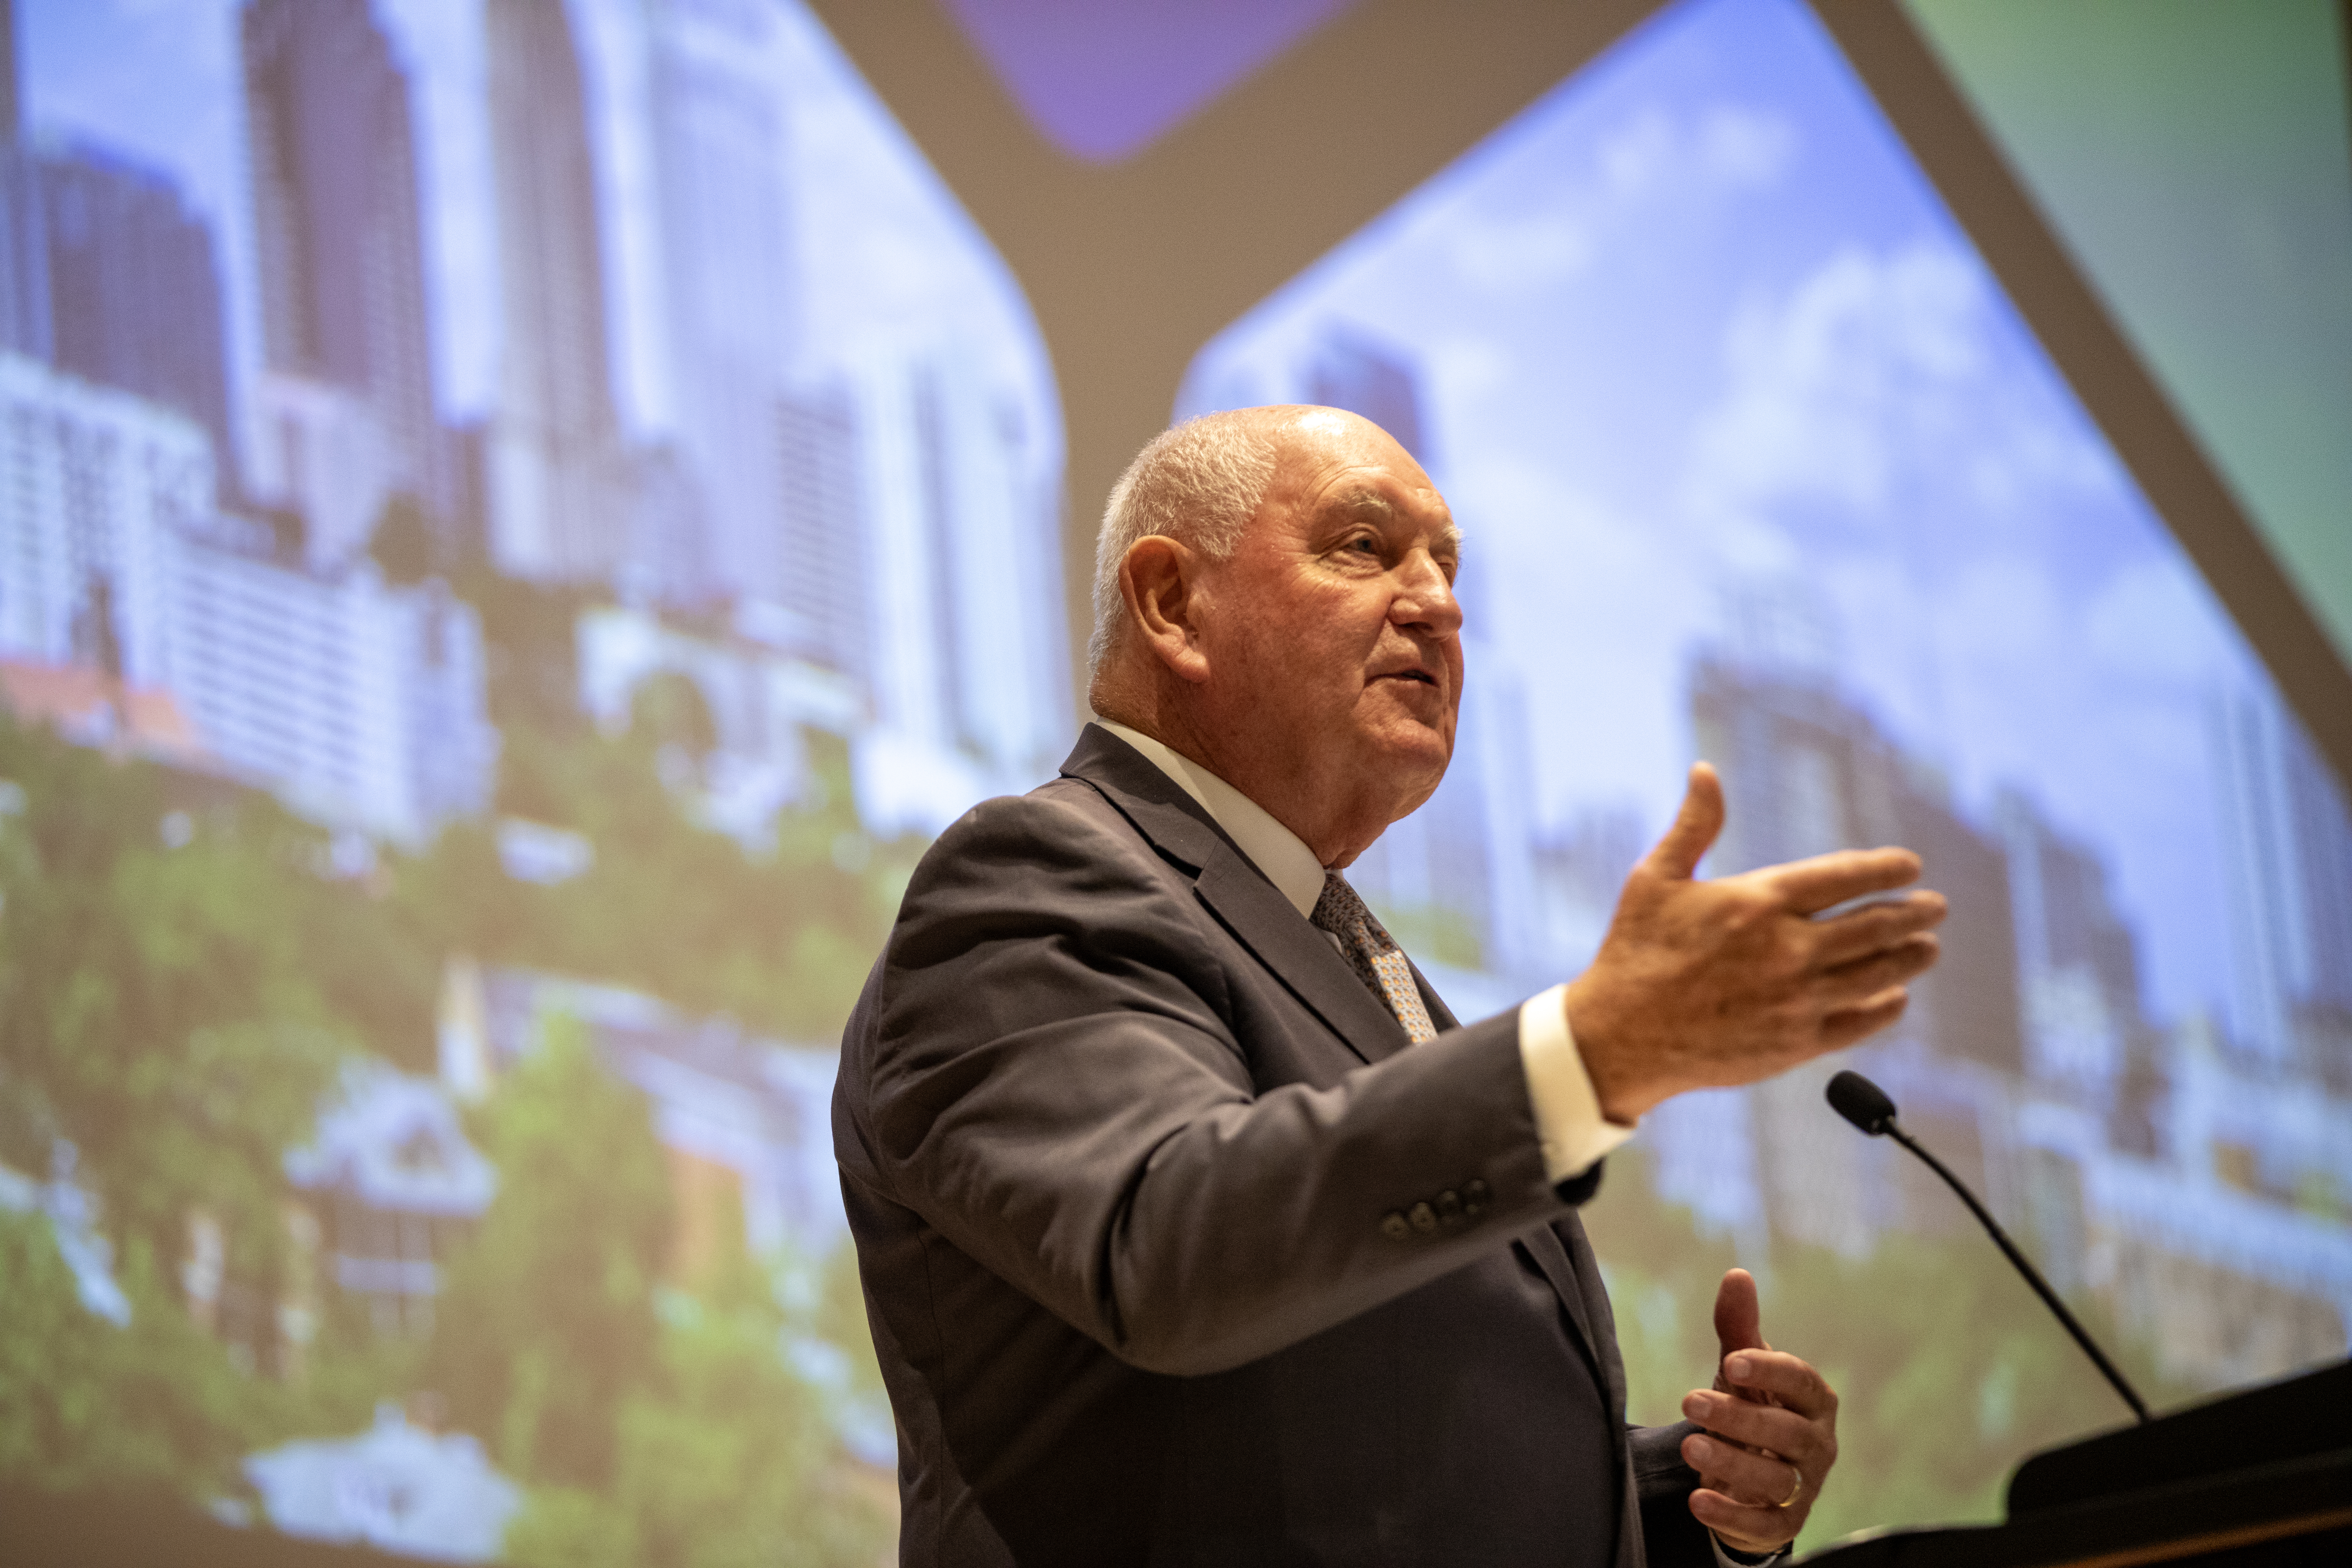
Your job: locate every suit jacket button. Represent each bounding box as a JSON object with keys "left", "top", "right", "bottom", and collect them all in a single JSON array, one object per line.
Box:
[
  {"left": 1409, "top": 1202, "right": 1437, "bottom": 1234},
  {"left": 1381, "top": 1211, "right": 1411, "bottom": 1240},
  {"left": 1463, "top": 1179, "right": 1490, "bottom": 1218},
  {"left": 1434, "top": 1189, "right": 1463, "bottom": 1224}
]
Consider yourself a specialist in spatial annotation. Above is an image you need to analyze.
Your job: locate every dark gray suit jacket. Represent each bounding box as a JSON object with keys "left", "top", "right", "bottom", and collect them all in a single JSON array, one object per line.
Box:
[{"left": 834, "top": 724, "right": 1716, "bottom": 1566}]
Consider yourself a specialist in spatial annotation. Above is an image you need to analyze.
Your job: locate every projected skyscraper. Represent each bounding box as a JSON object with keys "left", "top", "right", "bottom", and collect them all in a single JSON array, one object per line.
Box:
[
  {"left": 0, "top": 0, "right": 44, "bottom": 364},
  {"left": 0, "top": 355, "right": 212, "bottom": 697},
  {"left": 648, "top": 0, "right": 797, "bottom": 611},
  {"left": 775, "top": 380, "right": 869, "bottom": 681},
  {"left": 240, "top": 0, "right": 441, "bottom": 559},
  {"left": 36, "top": 144, "right": 236, "bottom": 500},
  {"left": 485, "top": 0, "right": 621, "bottom": 584},
  {"left": 2211, "top": 679, "right": 2352, "bottom": 1079},
  {"left": 1996, "top": 787, "right": 2153, "bottom": 1107}
]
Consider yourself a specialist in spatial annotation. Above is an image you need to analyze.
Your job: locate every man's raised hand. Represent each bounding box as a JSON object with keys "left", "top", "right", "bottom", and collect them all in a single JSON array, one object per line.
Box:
[
  {"left": 1681, "top": 1269, "right": 1839, "bottom": 1556},
  {"left": 1564, "top": 762, "right": 1947, "bottom": 1124}
]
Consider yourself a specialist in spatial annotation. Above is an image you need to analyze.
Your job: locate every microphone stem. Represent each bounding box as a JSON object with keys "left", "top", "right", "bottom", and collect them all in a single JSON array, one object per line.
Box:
[{"left": 1887, "top": 1125, "right": 2151, "bottom": 1424}]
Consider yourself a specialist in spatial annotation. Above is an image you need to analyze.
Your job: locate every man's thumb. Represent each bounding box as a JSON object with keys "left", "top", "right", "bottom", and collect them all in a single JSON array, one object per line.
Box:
[
  {"left": 1646, "top": 763, "right": 1725, "bottom": 881},
  {"left": 1714, "top": 1267, "right": 1765, "bottom": 1356}
]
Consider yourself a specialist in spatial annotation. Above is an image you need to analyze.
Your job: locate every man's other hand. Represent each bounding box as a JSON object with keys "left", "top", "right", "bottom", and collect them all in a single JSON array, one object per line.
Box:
[
  {"left": 1566, "top": 762, "right": 1946, "bottom": 1122},
  {"left": 1681, "top": 1268, "right": 1838, "bottom": 1556}
]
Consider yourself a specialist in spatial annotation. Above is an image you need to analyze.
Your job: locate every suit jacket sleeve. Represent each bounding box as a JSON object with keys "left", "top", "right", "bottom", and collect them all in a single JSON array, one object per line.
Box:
[
  {"left": 841, "top": 790, "right": 1584, "bottom": 1377},
  {"left": 1632, "top": 1421, "right": 1723, "bottom": 1566}
]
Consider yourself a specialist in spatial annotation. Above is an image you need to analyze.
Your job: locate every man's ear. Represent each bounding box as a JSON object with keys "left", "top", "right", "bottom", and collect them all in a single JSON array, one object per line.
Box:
[{"left": 1120, "top": 536, "right": 1211, "bottom": 684}]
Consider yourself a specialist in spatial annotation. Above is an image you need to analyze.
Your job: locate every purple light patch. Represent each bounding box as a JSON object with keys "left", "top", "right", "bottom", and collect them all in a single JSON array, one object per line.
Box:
[{"left": 938, "top": 0, "right": 1361, "bottom": 164}]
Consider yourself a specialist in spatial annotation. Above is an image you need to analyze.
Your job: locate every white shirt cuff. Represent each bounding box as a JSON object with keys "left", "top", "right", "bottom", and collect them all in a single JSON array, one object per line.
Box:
[
  {"left": 1712, "top": 1536, "right": 1787, "bottom": 1566},
  {"left": 1517, "top": 982, "right": 1636, "bottom": 1185}
]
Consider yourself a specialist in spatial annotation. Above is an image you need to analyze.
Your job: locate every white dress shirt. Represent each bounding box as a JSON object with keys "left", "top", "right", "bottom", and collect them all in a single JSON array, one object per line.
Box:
[{"left": 1098, "top": 724, "right": 1783, "bottom": 1567}]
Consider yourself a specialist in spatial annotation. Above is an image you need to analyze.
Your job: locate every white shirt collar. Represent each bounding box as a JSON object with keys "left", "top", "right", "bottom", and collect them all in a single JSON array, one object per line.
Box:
[{"left": 1094, "top": 721, "right": 1327, "bottom": 919}]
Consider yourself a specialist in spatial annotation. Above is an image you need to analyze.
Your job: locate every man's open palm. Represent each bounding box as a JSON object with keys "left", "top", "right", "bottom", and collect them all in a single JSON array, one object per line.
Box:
[{"left": 1567, "top": 762, "right": 1947, "bottom": 1122}]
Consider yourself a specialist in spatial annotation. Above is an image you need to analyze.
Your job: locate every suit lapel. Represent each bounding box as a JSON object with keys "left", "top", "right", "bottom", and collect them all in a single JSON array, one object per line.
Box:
[
  {"left": 1560, "top": 1212, "right": 1628, "bottom": 1420},
  {"left": 1063, "top": 728, "right": 1411, "bottom": 1066},
  {"left": 1192, "top": 854, "right": 1412, "bottom": 1065},
  {"left": 1517, "top": 1226, "right": 1601, "bottom": 1379}
]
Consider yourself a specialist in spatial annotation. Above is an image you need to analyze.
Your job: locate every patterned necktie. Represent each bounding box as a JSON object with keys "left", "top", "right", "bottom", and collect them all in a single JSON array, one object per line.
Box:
[{"left": 1310, "top": 871, "right": 1438, "bottom": 1044}]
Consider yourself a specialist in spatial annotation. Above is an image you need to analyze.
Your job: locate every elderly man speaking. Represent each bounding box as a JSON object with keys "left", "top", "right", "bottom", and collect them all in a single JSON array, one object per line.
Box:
[{"left": 833, "top": 407, "right": 1947, "bottom": 1566}]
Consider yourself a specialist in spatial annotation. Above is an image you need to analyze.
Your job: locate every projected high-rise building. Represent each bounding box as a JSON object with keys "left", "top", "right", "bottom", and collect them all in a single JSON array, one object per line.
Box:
[
  {"left": 2210, "top": 679, "right": 2352, "bottom": 1080},
  {"left": 485, "top": 0, "right": 621, "bottom": 584},
  {"left": 851, "top": 344, "right": 1066, "bottom": 833},
  {"left": 0, "top": 0, "right": 236, "bottom": 498},
  {"left": 0, "top": 351, "right": 212, "bottom": 693},
  {"left": 1995, "top": 788, "right": 2154, "bottom": 1108},
  {"left": 775, "top": 380, "right": 869, "bottom": 680},
  {"left": 166, "top": 527, "right": 499, "bottom": 845},
  {"left": 240, "top": 0, "right": 441, "bottom": 549},
  {"left": 0, "top": 347, "right": 496, "bottom": 844},
  {"left": 0, "top": 1, "right": 44, "bottom": 364},
  {"left": 0, "top": 147, "right": 45, "bottom": 362},
  {"left": 35, "top": 142, "right": 237, "bottom": 500},
  {"left": 647, "top": 0, "right": 796, "bottom": 609}
]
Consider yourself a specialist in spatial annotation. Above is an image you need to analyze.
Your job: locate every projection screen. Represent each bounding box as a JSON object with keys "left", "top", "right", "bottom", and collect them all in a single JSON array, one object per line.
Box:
[{"left": 2, "top": 0, "right": 2346, "bottom": 1559}]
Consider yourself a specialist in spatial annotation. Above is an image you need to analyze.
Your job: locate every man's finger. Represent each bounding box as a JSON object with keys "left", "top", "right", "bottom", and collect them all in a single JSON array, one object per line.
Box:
[
  {"left": 1689, "top": 1489, "right": 1800, "bottom": 1554},
  {"left": 1712, "top": 1268, "right": 1765, "bottom": 1360},
  {"left": 1820, "top": 990, "right": 1911, "bottom": 1050},
  {"left": 1644, "top": 763, "right": 1725, "bottom": 882},
  {"left": 1686, "top": 1393, "right": 1823, "bottom": 1462},
  {"left": 1815, "top": 934, "right": 1940, "bottom": 1008},
  {"left": 1810, "top": 891, "right": 1947, "bottom": 966},
  {"left": 1766, "top": 847, "right": 1923, "bottom": 915},
  {"left": 1721, "top": 1351, "right": 1839, "bottom": 1421},
  {"left": 1682, "top": 1433, "right": 1804, "bottom": 1509}
]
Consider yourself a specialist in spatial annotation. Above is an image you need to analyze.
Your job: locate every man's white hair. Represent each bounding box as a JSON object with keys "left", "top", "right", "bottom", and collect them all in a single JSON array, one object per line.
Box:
[{"left": 1087, "top": 411, "right": 1282, "bottom": 680}]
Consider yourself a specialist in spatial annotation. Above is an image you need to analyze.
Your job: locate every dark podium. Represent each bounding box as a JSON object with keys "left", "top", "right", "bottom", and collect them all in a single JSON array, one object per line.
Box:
[{"left": 1798, "top": 1359, "right": 2351, "bottom": 1566}]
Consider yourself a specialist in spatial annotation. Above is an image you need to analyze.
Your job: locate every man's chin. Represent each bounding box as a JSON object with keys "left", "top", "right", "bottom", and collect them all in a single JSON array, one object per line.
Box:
[{"left": 1358, "top": 725, "right": 1452, "bottom": 804}]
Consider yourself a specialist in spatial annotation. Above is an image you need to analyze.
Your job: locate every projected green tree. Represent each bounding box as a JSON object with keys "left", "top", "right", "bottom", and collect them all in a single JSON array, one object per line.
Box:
[
  {"left": 0, "top": 715, "right": 417, "bottom": 1496},
  {"left": 427, "top": 1016, "right": 670, "bottom": 1489},
  {"left": 429, "top": 1017, "right": 891, "bottom": 1566},
  {"left": 398, "top": 576, "right": 923, "bottom": 1046},
  {"left": 0, "top": 709, "right": 900, "bottom": 1549}
]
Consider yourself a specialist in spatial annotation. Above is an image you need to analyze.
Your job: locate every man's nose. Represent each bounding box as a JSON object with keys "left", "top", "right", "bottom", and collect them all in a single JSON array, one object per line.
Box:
[{"left": 1391, "top": 550, "right": 1463, "bottom": 636}]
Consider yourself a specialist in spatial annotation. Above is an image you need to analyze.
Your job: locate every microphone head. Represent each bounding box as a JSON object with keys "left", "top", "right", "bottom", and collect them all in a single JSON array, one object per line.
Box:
[{"left": 1827, "top": 1070, "right": 1899, "bottom": 1136}]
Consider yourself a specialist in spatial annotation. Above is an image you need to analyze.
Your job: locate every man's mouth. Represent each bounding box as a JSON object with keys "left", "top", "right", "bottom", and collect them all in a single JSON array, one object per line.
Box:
[{"left": 1377, "top": 668, "right": 1438, "bottom": 687}]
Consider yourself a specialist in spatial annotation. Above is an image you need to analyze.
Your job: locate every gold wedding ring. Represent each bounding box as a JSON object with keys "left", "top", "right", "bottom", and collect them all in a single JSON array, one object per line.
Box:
[{"left": 1777, "top": 1469, "right": 1804, "bottom": 1508}]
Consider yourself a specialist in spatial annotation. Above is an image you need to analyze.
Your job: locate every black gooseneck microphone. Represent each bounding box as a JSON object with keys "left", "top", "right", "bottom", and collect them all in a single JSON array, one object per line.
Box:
[{"left": 1825, "top": 1069, "right": 2151, "bottom": 1424}]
